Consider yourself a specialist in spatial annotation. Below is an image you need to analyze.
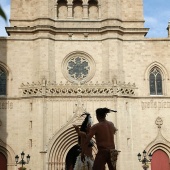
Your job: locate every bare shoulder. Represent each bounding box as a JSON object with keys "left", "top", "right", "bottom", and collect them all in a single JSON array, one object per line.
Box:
[
  {"left": 107, "top": 120, "right": 115, "bottom": 126},
  {"left": 90, "top": 123, "right": 100, "bottom": 132},
  {"left": 91, "top": 123, "right": 99, "bottom": 129},
  {"left": 107, "top": 121, "right": 117, "bottom": 132}
]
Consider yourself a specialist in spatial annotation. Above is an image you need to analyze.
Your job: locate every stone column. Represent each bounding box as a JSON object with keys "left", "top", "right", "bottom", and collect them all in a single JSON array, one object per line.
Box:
[
  {"left": 55, "top": 3, "right": 58, "bottom": 19},
  {"left": 98, "top": 4, "right": 101, "bottom": 19},
  {"left": 67, "top": 3, "right": 73, "bottom": 18},
  {"left": 83, "top": 4, "right": 88, "bottom": 19}
]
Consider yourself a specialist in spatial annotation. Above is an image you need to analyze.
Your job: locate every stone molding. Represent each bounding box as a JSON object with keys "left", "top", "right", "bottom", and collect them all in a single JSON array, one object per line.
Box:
[
  {"left": 6, "top": 25, "right": 148, "bottom": 36},
  {"left": 145, "top": 117, "right": 170, "bottom": 157},
  {"left": 19, "top": 80, "right": 136, "bottom": 97},
  {"left": 144, "top": 61, "right": 169, "bottom": 96},
  {"left": 144, "top": 61, "right": 169, "bottom": 81},
  {"left": 0, "top": 139, "right": 16, "bottom": 170},
  {"left": 0, "top": 61, "right": 13, "bottom": 81}
]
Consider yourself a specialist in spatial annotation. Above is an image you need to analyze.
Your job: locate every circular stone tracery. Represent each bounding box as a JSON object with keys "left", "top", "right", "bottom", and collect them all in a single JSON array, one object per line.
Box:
[
  {"left": 62, "top": 52, "right": 95, "bottom": 83},
  {"left": 67, "top": 56, "right": 90, "bottom": 80}
]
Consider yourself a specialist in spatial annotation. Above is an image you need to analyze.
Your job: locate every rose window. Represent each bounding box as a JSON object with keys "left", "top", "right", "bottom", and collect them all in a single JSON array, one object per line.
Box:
[
  {"left": 67, "top": 57, "right": 90, "bottom": 80},
  {"left": 62, "top": 52, "right": 95, "bottom": 83}
]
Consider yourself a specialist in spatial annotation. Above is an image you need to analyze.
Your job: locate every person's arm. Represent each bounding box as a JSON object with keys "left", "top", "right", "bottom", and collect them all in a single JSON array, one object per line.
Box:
[
  {"left": 81, "top": 127, "right": 95, "bottom": 162},
  {"left": 73, "top": 125, "right": 86, "bottom": 137},
  {"left": 73, "top": 124, "right": 80, "bottom": 133},
  {"left": 111, "top": 122, "right": 118, "bottom": 134}
]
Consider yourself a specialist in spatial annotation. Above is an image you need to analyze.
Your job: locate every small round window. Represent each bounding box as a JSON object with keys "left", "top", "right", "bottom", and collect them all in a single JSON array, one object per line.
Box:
[{"left": 62, "top": 52, "right": 95, "bottom": 83}]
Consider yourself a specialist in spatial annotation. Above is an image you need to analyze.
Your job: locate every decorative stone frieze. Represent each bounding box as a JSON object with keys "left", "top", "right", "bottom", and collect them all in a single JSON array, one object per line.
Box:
[{"left": 20, "top": 80, "right": 136, "bottom": 97}]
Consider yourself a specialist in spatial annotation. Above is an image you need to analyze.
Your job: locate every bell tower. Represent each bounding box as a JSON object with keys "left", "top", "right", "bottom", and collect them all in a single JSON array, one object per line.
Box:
[
  {"left": 9, "top": 0, "right": 147, "bottom": 31},
  {"left": 7, "top": 0, "right": 148, "bottom": 83}
]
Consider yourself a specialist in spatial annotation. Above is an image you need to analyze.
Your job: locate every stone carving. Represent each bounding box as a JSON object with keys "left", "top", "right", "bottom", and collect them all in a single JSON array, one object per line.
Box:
[
  {"left": 145, "top": 117, "right": 170, "bottom": 157},
  {"left": 20, "top": 81, "right": 136, "bottom": 97},
  {"left": 62, "top": 51, "right": 96, "bottom": 83},
  {"left": 47, "top": 101, "right": 98, "bottom": 170},
  {"left": 67, "top": 56, "right": 90, "bottom": 80},
  {"left": 155, "top": 117, "right": 163, "bottom": 128},
  {"left": 56, "top": 0, "right": 100, "bottom": 20}
]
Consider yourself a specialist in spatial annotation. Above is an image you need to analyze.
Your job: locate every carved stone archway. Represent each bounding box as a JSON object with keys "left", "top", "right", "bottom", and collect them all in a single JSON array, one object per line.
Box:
[
  {"left": 47, "top": 104, "right": 97, "bottom": 170},
  {"left": 47, "top": 126, "right": 97, "bottom": 170},
  {"left": 0, "top": 139, "right": 15, "bottom": 170},
  {"left": 145, "top": 117, "right": 170, "bottom": 157}
]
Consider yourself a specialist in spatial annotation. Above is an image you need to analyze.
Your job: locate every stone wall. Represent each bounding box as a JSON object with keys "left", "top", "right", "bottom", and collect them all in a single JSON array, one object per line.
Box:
[{"left": 0, "top": 0, "right": 170, "bottom": 170}]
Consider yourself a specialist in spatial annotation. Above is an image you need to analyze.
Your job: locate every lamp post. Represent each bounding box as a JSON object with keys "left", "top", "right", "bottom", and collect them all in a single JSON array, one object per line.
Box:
[
  {"left": 15, "top": 151, "right": 30, "bottom": 169},
  {"left": 137, "top": 150, "right": 152, "bottom": 170}
]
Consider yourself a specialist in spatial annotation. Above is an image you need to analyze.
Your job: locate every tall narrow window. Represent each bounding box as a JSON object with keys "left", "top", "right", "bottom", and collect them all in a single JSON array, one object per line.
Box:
[
  {"left": 149, "top": 68, "right": 162, "bottom": 95},
  {"left": 73, "top": 0, "right": 83, "bottom": 19},
  {"left": 88, "top": 0, "right": 98, "bottom": 19},
  {"left": 0, "top": 68, "right": 7, "bottom": 95},
  {"left": 57, "top": 0, "right": 67, "bottom": 19}
]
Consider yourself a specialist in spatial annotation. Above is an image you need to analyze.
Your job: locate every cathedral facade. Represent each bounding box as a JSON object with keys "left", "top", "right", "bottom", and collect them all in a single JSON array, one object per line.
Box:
[{"left": 0, "top": 0, "right": 170, "bottom": 169}]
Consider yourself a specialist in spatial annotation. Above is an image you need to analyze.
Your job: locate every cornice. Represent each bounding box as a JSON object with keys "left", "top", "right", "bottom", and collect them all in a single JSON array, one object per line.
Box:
[
  {"left": 10, "top": 17, "right": 145, "bottom": 23},
  {"left": 6, "top": 25, "right": 148, "bottom": 36}
]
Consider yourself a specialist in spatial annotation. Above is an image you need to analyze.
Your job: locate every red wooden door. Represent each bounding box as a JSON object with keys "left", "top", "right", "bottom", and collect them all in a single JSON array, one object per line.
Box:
[
  {"left": 151, "top": 150, "right": 170, "bottom": 170},
  {"left": 0, "top": 152, "right": 7, "bottom": 170}
]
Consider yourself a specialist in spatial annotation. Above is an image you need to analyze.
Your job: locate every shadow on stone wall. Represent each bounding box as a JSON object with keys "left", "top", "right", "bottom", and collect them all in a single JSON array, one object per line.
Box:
[{"left": 0, "top": 35, "right": 8, "bottom": 170}]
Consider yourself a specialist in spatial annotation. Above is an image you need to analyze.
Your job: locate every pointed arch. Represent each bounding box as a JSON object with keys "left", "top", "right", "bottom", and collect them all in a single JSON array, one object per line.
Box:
[
  {"left": 147, "top": 143, "right": 170, "bottom": 158},
  {"left": 144, "top": 117, "right": 170, "bottom": 170},
  {"left": 144, "top": 61, "right": 169, "bottom": 96},
  {"left": 144, "top": 61, "right": 169, "bottom": 81},
  {"left": 149, "top": 67, "right": 163, "bottom": 95},
  {"left": 0, "top": 62, "right": 12, "bottom": 96},
  {"left": 145, "top": 117, "right": 170, "bottom": 158},
  {"left": 47, "top": 125, "right": 97, "bottom": 170},
  {"left": 0, "top": 139, "right": 16, "bottom": 170},
  {"left": 47, "top": 107, "right": 97, "bottom": 170}
]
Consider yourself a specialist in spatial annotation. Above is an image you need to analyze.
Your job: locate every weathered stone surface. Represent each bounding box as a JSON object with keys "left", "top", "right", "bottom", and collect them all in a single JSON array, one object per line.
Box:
[{"left": 0, "top": 0, "right": 170, "bottom": 170}]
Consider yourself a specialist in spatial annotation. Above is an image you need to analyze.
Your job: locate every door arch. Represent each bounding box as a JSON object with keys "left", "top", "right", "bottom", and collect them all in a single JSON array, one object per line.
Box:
[
  {"left": 65, "top": 144, "right": 80, "bottom": 170},
  {"left": 0, "top": 152, "right": 7, "bottom": 170},
  {"left": 151, "top": 149, "right": 170, "bottom": 170},
  {"left": 47, "top": 126, "right": 97, "bottom": 170},
  {"left": 0, "top": 139, "right": 15, "bottom": 170}
]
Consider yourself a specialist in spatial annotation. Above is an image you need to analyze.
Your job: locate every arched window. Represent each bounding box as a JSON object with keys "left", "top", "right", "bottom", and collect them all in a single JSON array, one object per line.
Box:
[
  {"left": 73, "top": 0, "right": 83, "bottom": 19},
  {"left": 57, "top": 0, "right": 67, "bottom": 19},
  {"left": 88, "top": 0, "right": 98, "bottom": 19},
  {"left": 0, "top": 67, "right": 7, "bottom": 95},
  {"left": 149, "top": 67, "right": 162, "bottom": 95},
  {"left": 151, "top": 150, "right": 170, "bottom": 170}
]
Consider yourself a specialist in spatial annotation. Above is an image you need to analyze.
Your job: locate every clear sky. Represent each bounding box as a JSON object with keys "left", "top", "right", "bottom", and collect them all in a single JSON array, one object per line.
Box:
[{"left": 0, "top": 0, "right": 170, "bottom": 37}]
